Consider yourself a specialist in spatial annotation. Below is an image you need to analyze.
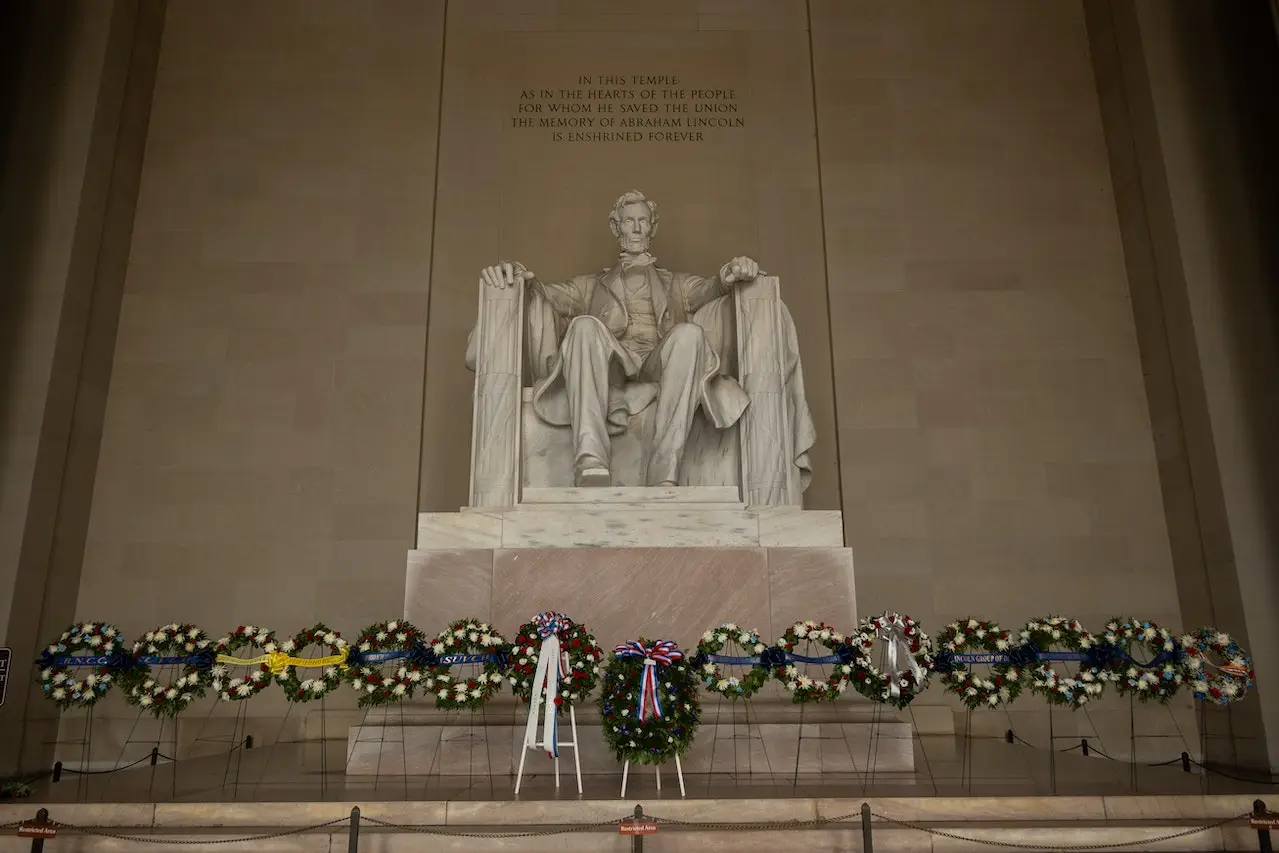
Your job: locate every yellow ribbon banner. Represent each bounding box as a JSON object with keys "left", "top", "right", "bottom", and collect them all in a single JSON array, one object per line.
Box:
[{"left": 215, "top": 648, "right": 349, "bottom": 676}]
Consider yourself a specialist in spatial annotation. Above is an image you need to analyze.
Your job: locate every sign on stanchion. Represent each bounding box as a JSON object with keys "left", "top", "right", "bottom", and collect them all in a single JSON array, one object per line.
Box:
[
  {"left": 17, "top": 808, "right": 57, "bottom": 853},
  {"left": 0, "top": 647, "right": 12, "bottom": 708},
  {"left": 619, "top": 805, "right": 657, "bottom": 852}
]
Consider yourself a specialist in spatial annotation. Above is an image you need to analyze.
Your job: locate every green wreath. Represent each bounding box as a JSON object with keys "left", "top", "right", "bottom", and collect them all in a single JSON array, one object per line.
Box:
[
  {"left": 118, "top": 623, "right": 214, "bottom": 718},
  {"left": 346, "top": 620, "right": 426, "bottom": 708},
  {"left": 1020, "top": 617, "right": 1115, "bottom": 709},
  {"left": 851, "top": 612, "right": 934, "bottom": 709},
  {"left": 425, "top": 618, "right": 507, "bottom": 711},
  {"left": 211, "top": 625, "right": 277, "bottom": 703},
  {"left": 37, "top": 622, "right": 124, "bottom": 710},
  {"left": 1103, "top": 618, "right": 1185, "bottom": 704},
  {"left": 275, "top": 623, "right": 349, "bottom": 703},
  {"left": 772, "top": 620, "right": 851, "bottom": 703},
  {"left": 934, "top": 618, "right": 1023, "bottom": 710},
  {"left": 694, "top": 623, "right": 770, "bottom": 699},
  {"left": 599, "top": 639, "right": 700, "bottom": 766}
]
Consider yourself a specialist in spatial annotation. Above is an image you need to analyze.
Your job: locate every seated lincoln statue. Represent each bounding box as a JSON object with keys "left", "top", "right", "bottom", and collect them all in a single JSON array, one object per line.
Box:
[{"left": 466, "top": 190, "right": 814, "bottom": 501}]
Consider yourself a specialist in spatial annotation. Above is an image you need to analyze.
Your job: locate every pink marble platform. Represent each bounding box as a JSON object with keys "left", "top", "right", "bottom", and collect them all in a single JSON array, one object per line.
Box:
[{"left": 403, "top": 546, "right": 856, "bottom": 648}]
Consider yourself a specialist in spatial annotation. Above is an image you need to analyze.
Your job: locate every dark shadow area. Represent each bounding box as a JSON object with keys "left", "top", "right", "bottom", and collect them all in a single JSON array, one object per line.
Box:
[
  {"left": 1168, "top": 0, "right": 1279, "bottom": 772},
  {"left": 0, "top": 2, "right": 76, "bottom": 447}
]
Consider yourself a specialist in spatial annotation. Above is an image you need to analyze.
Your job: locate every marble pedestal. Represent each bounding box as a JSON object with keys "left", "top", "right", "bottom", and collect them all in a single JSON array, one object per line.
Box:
[
  {"left": 349, "top": 486, "right": 871, "bottom": 776},
  {"left": 346, "top": 698, "right": 912, "bottom": 777}
]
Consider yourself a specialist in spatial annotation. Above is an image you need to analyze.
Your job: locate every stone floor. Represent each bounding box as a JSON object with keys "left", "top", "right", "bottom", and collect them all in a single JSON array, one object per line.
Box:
[{"left": 21, "top": 731, "right": 1270, "bottom": 805}]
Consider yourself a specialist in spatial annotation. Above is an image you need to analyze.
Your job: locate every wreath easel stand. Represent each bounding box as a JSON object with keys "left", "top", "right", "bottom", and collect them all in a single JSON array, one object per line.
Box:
[{"left": 514, "top": 641, "right": 583, "bottom": 795}]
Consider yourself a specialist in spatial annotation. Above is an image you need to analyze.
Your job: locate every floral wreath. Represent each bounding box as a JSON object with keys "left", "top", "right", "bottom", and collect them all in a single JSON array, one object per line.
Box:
[
  {"left": 346, "top": 620, "right": 426, "bottom": 707},
  {"left": 772, "top": 620, "right": 853, "bottom": 703},
  {"left": 852, "top": 612, "right": 934, "bottom": 709},
  {"left": 275, "top": 623, "right": 349, "bottom": 703},
  {"left": 933, "top": 619, "right": 1023, "bottom": 710},
  {"left": 1103, "top": 618, "right": 1186, "bottom": 704},
  {"left": 507, "top": 614, "right": 602, "bottom": 707},
  {"left": 694, "top": 623, "right": 771, "bottom": 699},
  {"left": 599, "top": 639, "right": 699, "bottom": 766},
  {"left": 1020, "top": 617, "right": 1115, "bottom": 709},
  {"left": 38, "top": 622, "right": 125, "bottom": 710},
  {"left": 1180, "top": 628, "right": 1255, "bottom": 706},
  {"left": 119, "top": 624, "right": 215, "bottom": 718},
  {"left": 425, "top": 618, "right": 508, "bottom": 711},
  {"left": 211, "top": 625, "right": 277, "bottom": 703}
]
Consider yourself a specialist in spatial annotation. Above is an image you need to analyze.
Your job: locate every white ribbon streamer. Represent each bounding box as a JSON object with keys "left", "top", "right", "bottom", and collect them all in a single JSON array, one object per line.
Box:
[
  {"left": 877, "top": 621, "right": 925, "bottom": 698},
  {"left": 523, "top": 633, "right": 562, "bottom": 757}
]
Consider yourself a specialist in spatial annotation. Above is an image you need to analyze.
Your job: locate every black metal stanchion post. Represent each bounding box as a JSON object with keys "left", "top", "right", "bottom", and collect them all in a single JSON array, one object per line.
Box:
[
  {"left": 1255, "top": 800, "right": 1273, "bottom": 853},
  {"left": 860, "top": 802, "right": 873, "bottom": 853},
  {"left": 632, "top": 805, "right": 645, "bottom": 853},
  {"left": 28, "top": 808, "right": 51, "bottom": 853},
  {"left": 348, "top": 806, "right": 360, "bottom": 853}
]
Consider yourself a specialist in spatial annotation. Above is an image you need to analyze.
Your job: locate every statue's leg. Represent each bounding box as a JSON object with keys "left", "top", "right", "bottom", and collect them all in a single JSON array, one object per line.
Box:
[
  {"left": 561, "top": 316, "right": 615, "bottom": 485},
  {"left": 642, "top": 323, "right": 707, "bottom": 487}
]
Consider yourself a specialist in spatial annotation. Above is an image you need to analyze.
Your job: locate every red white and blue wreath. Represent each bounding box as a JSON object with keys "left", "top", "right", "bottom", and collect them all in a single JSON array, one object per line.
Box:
[
  {"left": 1180, "top": 628, "right": 1255, "bottom": 706},
  {"left": 37, "top": 622, "right": 126, "bottom": 710},
  {"left": 425, "top": 618, "right": 508, "bottom": 711},
  {"left": 211, "top": 625, "right": 277, "bottom": 703},
  {"left": 933, "top": 619, "right": 1023, "bottom": 710},
  {"left": 507, "top": 612, "right": 603, "bottom": 705},
  {"left": 346, "top": 620, "right": 427, "bottom": 707},
  {"left": 119, "top": 623, "right": 215, "bottom": 718},
  {"left": 772, "top": 620, "right": 853, "bottom": 703},
  {"left": 507, "top": 612, "right": 603, "bottom": 758},
  {"left": 275, "top": 623, "right": 349, "bottom": 703},
  {"left": 852, "top": 612, "right": 934, "bottom": 708},
  {"left": 694, "top": 623, "right": 772, "bottom": 699},
  {"left": 1020, "top": 617, "right": 1117, "bottom": 709},
  {"left": 599, "top": 639, "right": 700, "bottom": 765},
  {"left": 1102, "top": 618, "right": 1186, "bottom": 704}
]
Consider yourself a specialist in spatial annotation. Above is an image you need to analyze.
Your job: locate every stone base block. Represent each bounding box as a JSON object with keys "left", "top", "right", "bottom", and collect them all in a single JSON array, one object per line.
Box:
[
  {"left": 346, "top": 720, "right": 913, "bottom": 776},
  {"left": 404, "top": 546, "right": 855, "bottom": 649}
]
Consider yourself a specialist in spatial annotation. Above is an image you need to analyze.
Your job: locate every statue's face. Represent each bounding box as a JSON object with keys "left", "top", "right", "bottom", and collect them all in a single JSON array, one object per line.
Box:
[{"left": 612, "top": 201, "right": 653, "bottom": 254}]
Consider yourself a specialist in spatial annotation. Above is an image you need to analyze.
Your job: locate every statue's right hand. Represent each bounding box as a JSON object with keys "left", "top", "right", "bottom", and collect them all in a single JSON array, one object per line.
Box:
[{"left": 480, "top": 262, "right": 535, "bottom": 290}]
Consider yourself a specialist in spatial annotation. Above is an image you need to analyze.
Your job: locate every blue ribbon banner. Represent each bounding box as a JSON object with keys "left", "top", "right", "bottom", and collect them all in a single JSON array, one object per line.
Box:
[{"left": 699, "top": 646, "right": 855, "bottom": 669}]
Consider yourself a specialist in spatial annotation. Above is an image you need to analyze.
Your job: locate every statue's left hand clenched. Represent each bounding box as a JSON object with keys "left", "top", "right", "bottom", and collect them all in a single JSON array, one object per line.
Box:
[{"left": 721, "top": 256, "right": 762, "bottom": 284}]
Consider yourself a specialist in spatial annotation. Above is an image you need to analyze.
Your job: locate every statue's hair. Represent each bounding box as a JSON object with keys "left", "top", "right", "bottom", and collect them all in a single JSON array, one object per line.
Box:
[{"left": 608, "top": 190, "right": 658, "bottom": 234}]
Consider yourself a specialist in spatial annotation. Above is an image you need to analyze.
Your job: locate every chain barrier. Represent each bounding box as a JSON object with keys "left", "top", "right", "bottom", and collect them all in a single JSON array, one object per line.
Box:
[
  {"left": 360, "top": 813, "right": 629, "bottom": 838},
  {"left": 1, "top": 806, "right": 1258, "bottom": 848},
  {"left": 867, "top": 809, "right": 1250, "bottom": 851},
  {"left": 40, "top": 816, "right": 351, "bottom": 846}
]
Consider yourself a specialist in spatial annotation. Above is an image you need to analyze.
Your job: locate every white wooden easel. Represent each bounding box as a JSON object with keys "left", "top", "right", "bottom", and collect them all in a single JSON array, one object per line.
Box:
[
  {"left": 620, "top": 755, "right": 685, "bottom": 798},
  {"left": 514, "top": 686, "right": 583, "bottom": 795}
]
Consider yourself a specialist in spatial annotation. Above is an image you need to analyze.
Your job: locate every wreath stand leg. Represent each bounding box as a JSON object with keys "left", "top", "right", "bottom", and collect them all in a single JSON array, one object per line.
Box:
[
  {"left": 514, "top": 700, "right": 583, "bottom": 796},
  {"left": 619, "top": 755, "right": 685, "bottom": 799}
]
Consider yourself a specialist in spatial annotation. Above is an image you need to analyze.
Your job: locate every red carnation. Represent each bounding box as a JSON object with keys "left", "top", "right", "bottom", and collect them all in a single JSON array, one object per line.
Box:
[
  {"left": 467, "top": 679, "right": 477, "bottom": 689},
  {"left": 553, "top": 696, "right": 563, "bottom": 706}
]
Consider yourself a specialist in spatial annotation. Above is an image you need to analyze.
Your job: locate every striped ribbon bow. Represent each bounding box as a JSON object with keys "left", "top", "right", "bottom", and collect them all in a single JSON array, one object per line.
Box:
[
  {"left": 614, "top": 640, "right": 683, "bottom": 721},
  {"left": 524, "top": 612, "right": 572, "bottom": 758}
]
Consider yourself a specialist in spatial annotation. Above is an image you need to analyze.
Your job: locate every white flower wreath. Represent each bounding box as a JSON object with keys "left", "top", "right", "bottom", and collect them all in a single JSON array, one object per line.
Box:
[
  {"left": 38, "top": 622, "right": 123, "bottom": 710},
  {"left": 851, "top": 612, "right": 934, "bottom": 708},
  {"left": 772, "top": 620, "right": 852, "bottom": 703},
  {"left": 695, "top": 623, "right": 771, "bottom": 699},
  {"left": 934, "top": 618, "right": 1023, "bottom": 710},
  {"left": 426, "top": 618, "right": 508, "bottom": 711},
  {"left": 1020, "top": 617, "right": 1116, "bottom": 709},
  {"left": 1102, "top": 618, "right": 1185, "bottom": 703},
  {"left": 1180, "top": 628, "right": 1254, "bottom": 706},
  {"left": 275, "top": 623, "right": 349, "bottom": 703},
  {"left": 120, "top": 623, "right": 215, "bottom": 718},
  {"left": 211, "top": 625, "right": 278, "bottom": 702}
]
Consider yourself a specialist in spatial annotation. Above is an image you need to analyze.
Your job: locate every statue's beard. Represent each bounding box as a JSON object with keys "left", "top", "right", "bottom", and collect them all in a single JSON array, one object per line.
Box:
[{"left": 617, "top": 233, "right": 651, "bottom": 255}]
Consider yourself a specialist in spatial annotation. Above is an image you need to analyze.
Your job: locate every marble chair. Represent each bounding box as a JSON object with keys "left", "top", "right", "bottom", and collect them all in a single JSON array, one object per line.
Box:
[{"left": 467, "top": 274, "right": 803, "bottom": 507}]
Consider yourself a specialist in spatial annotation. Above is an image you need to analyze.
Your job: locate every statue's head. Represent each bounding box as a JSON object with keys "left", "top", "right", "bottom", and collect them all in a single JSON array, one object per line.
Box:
[{"left": 608, "top": 190, "right": 658, "bottom": 255}]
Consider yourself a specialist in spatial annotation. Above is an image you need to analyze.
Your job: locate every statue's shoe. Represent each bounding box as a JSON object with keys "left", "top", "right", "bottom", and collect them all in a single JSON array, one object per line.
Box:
[{"left": 574, "top": 459, "right": 611, "bottom": 487}]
